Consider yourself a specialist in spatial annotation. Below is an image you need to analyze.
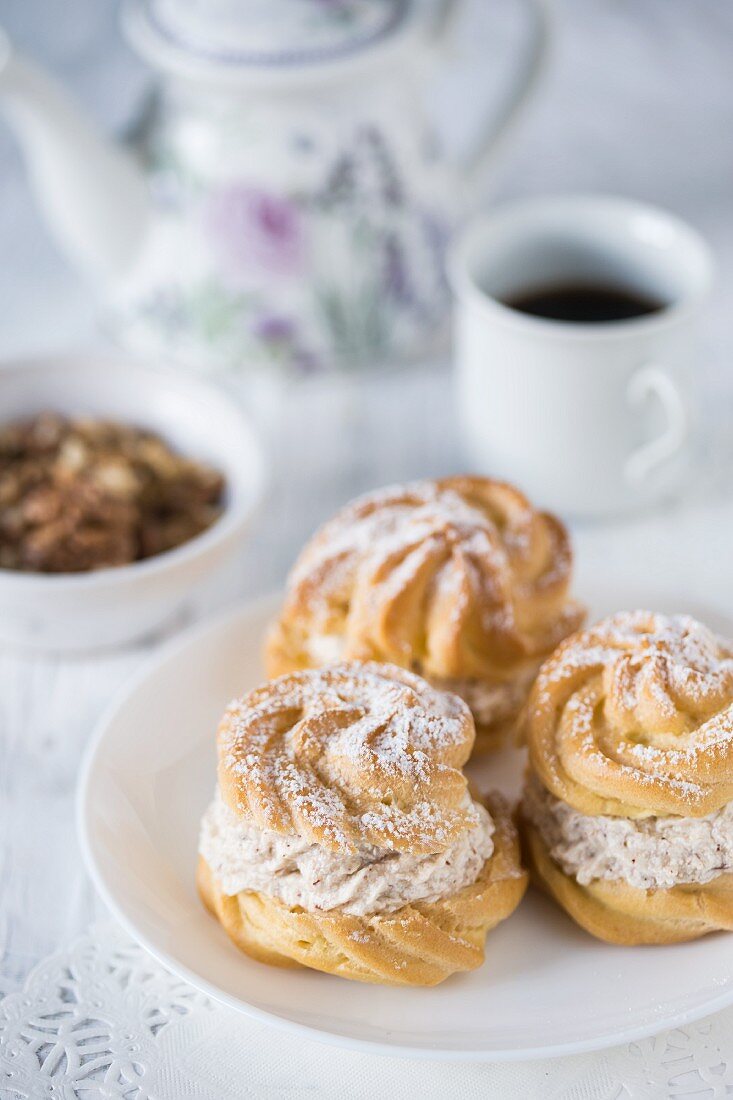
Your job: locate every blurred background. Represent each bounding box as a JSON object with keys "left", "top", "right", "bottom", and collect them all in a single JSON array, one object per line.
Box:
[{"left": 2, "top": 3, "right": 732, "bottom": 600}]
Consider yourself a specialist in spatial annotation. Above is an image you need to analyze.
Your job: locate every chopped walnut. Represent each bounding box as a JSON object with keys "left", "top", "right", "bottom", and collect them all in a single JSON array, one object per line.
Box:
[{"left": 0, "top": 413, "right": 226, "bottom": 573}]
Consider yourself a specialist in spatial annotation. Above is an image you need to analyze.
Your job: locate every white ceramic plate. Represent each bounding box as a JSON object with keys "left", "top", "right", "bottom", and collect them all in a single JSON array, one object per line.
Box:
[{"left": 78, "top": 590, "right": 733, "bottom": 1061}]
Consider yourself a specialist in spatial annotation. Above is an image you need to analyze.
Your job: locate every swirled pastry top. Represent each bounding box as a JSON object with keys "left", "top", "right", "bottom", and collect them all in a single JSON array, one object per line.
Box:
[
  {"left": 217, "top": 662, "right": 480, "bottom": 855},
  {"left": 267, "top": 477, "right": 584, "bottom": 681},
  {"left": 526, "top": 611, "right": 733, "bottom": 819}
]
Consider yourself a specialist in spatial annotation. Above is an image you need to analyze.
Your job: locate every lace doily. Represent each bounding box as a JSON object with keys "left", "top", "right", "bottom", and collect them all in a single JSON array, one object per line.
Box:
[{"left": 1, "top": 922, "right": 733, "bottom": 1099}]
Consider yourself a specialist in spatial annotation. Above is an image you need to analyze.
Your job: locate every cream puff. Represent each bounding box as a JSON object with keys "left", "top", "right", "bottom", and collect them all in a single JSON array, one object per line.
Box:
[
  {"left": 266, "top": 477, "right": 584, "bottom": 752},
  {"left": 521, "top": 611, "right": 733, "bottom": 944},
  {"left": 198, "top": 662, "right": 527, "bottom": 985}
]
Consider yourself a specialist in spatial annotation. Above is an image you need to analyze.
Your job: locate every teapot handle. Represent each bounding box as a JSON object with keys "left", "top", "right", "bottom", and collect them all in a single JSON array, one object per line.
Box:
[{"left": 432, "top": 0, "right": 551, "bottom": 198}]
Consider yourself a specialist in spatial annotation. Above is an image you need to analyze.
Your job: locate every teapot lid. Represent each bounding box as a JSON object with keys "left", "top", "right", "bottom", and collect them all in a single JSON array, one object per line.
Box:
[{"left": 125, "top": 0, "right": 414, "bottom": 75}]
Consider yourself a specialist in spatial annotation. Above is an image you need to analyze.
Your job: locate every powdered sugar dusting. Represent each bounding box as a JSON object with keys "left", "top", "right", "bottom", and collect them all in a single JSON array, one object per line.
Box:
[
  {"left": 529, "top": 611, "right": 733, "bottom": 815},
  {"left": 433, "top": 668, "right": 537, "bottom": 728},
  {"left": 218, "top": 662, "right": 479, "bottom": 854},
  {"left": 289, "top": 481, "right": 508, "bottom": 630},
  {"left": 274, "top": 478, "right": 582, "bottom": 686}
]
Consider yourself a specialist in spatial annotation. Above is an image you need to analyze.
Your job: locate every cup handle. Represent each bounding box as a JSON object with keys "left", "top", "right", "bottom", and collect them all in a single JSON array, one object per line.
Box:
[{"left": 625, "top": 365, "right": 689, "bottom": 486}]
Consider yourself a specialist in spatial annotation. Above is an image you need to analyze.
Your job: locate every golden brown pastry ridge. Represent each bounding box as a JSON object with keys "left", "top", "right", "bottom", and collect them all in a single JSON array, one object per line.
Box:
[
  {"left": 525, "top": 610, "right": 733, "bottom": 819},
  {"left": 217, "top": 661, "right": 478, "bottom": 855},
  {"left": 521, "top": 610, "right": 733, "bottom": 945},
  {"left": 266, "top": 476, "right": 584, "bottom": 752}
]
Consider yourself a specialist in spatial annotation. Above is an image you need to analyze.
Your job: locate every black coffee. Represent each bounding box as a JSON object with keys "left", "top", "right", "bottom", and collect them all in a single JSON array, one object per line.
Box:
[{"left": 503, "top": 282, "right": 664, "bottom": 323}]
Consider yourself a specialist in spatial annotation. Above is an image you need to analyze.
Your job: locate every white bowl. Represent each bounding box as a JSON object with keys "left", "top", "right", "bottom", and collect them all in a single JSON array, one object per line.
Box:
[{"left": 0, "top": 354, "right": 266, "bottom": 651}]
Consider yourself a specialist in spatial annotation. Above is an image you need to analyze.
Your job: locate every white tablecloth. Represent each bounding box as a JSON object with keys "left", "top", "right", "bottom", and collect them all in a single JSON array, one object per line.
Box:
[
  {"left": 2, "top": 1, "right": 733, "bottom": 1093},
  {"left": 2, "top": 921, "right": 733, "bottom": 1098}
]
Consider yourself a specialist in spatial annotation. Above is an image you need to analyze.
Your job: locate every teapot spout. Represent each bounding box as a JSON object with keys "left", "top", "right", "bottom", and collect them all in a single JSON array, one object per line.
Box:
[{"left": 0, "top": 28, "right": 148, "bottom": 282}]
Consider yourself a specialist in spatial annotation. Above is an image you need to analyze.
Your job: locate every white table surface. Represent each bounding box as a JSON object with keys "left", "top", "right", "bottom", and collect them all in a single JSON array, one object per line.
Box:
[{"left": 2, "top": 0, "right": 733, "bottom": 1082}]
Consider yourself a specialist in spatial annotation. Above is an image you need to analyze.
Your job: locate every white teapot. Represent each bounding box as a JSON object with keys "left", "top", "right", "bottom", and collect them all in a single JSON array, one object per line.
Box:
[{"left": 0, "top": 0, "right": 548, "bottom": 374}]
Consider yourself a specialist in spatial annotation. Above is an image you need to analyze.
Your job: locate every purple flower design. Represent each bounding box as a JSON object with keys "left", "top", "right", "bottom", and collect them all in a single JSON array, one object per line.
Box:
[
  {"left": 383, "top": 232, "right": 412, "bottom": 307},
  {"left": 252, "top": 313, "right": 319, "bottom": 374},
  {"left": 254, "top": 315, "right": 297, "bottom": 343},
  {"left": 205, "top": 184, "right": 304, "bottom": 283}
]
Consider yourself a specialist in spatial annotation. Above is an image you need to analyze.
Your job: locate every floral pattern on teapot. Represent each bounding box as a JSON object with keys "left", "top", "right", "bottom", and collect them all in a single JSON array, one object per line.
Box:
[
  {"left": 116, "top": 98, "right": 450, "bottom": 375},
  {"left": 1, "top": 0, "right": 549, "bottom": 377}
]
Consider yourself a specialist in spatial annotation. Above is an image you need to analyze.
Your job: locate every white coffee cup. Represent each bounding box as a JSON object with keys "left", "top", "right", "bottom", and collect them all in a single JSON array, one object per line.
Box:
[{"left": 449, "top": 195, "right": 713, "bottom": 517}]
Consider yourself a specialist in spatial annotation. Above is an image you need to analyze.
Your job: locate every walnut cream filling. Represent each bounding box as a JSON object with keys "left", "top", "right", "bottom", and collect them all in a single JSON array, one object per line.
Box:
[
  {"left": 523, "top": 777, "right": 733, "bottom": 891},
  {"left": 200, "top": 789, "right": 495, "bottom": 917}
]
